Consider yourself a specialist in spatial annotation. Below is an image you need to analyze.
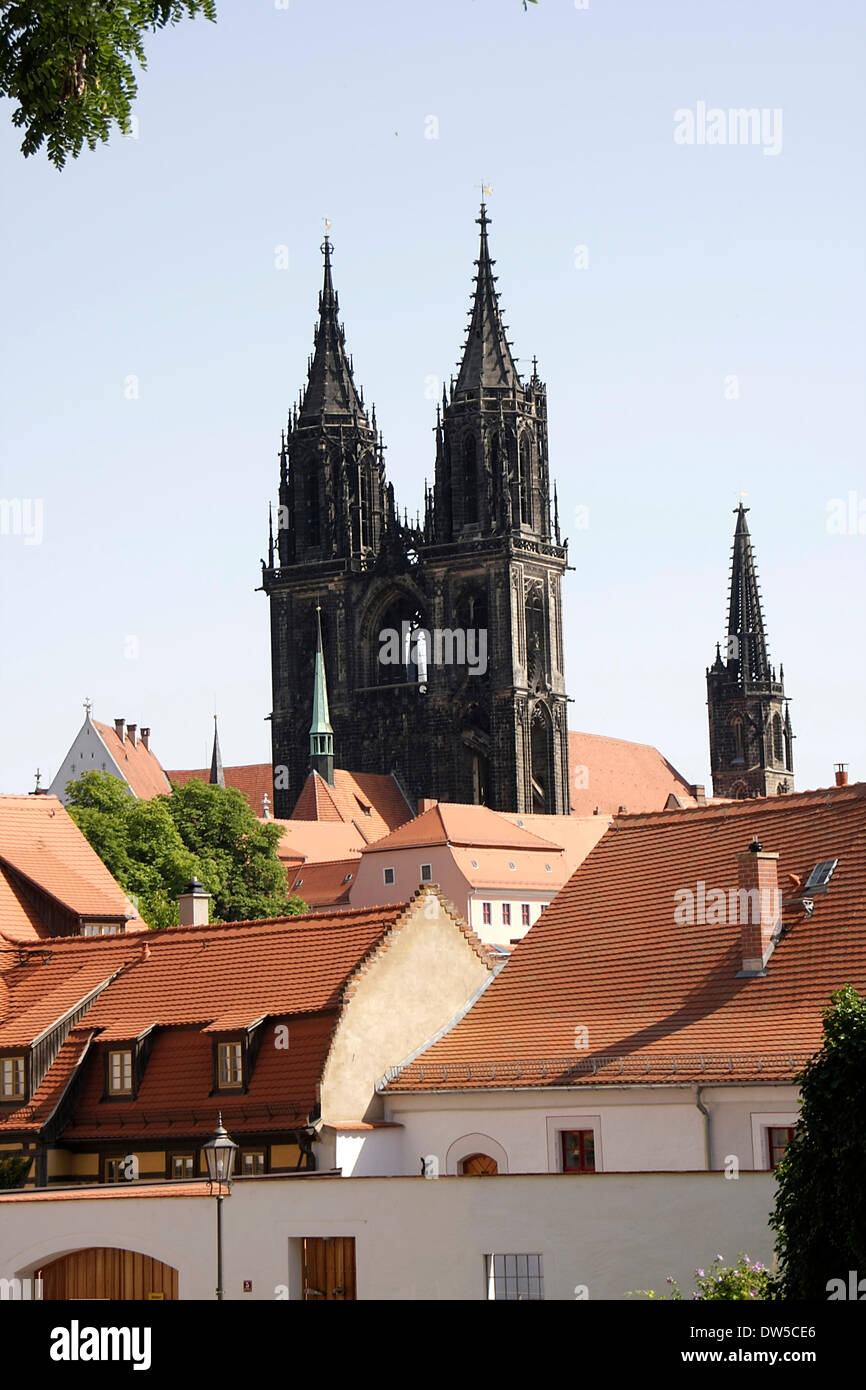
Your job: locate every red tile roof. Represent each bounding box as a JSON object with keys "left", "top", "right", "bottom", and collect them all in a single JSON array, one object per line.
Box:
[
  {"left": 0, "top": 1028, "right": 95, "bottom": 1134},
  {"left": 387, "top": 783, "right": 866, "bottom": 1091},
  {"left": 92, "top": 722, "right": 171, "bottom": 800},
  {"left": 288, "top": 859, "right": 357, "bottom": 908},
  {"left": 292, "top": 770, "right": 413, "bottom": 839},
  {"left": 0, "top": 796, "right": 146, "bottom": 940},
  {"left": 166, "top": 763, "right": 274, "bottom": 816},
  {"left": 273, "top": 820, "right": 367, "bottom": 866},
  {"left": 364, "top": 802, "right": 562, "bottom": 854},
  {"left": 568, "top": 730, "right": 699, "bottom": 815}
]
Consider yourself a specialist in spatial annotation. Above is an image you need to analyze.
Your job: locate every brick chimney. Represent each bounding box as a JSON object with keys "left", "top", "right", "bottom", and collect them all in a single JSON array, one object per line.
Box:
[
  {"left": 835, "top": 763, "right": 849, "bottom": 787},
  {"left": 736, "top": 837, "right": 781, "bottom": 975},
  {"left": 691, "top": 784, "right": 707, "bottom": 805},
  {"left": 127, "top": 723, "right": 137, "bottom": 747},
  {"left": 140, "top": 728, "right": 150, "bottom": 751},
  {"left": 114, "top": 718, "right": 125, "bottom": 743},
  {"left": 178, "top": 877, "right": 211, "bottom": 927}
]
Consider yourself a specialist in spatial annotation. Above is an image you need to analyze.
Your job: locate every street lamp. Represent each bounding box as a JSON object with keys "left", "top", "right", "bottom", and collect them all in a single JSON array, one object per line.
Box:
[{"left": 202, "top": 1113, "right": 238, "bottom": 1301}]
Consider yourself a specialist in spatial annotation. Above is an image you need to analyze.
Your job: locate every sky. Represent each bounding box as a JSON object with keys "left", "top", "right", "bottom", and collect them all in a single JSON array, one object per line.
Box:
[{"left": 1, "top": 0, "right": 864, "bottom": 796}]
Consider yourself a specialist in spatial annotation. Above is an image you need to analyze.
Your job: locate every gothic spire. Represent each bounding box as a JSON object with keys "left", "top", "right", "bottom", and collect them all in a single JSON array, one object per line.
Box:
[
  {"left": 454, "top": 203, "right": 521, "bottom": 396},
  {"left": 309, "top": 605, "right": 335, "bottom": 784},
  {"left": 209, "top": 715, "right": 225, "bottom": 789},
  {"left": 298, "top": 236, "right": 369, "bottom": 424},
  {"left": 726, "top": 503, "right": 770, "bottom": 685}
]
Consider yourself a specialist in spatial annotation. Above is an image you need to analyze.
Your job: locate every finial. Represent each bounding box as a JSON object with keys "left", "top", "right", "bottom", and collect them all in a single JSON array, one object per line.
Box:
[
  {"left": 83, "top": 697, "right": 92, "bottom": 718},
  {"left": 268, "top": 503, "right": 275, "bottom": 566},
  {"left": 34, "top": 768, "right": 42, "bottom": 791}
]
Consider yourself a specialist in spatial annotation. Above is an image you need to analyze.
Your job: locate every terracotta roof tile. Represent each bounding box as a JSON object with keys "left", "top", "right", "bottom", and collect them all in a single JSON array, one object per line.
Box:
[
  {"left": 166, "top": 763, "right": 273, "bottom": 816},
  {"left": 387, "top": 783, "right": 866, "bottom": 1091},
  {"left": 92, "top": 722, "right": 171, "bottom": 800},
  {"left": 288, "top": 858, "right": 357, "bottom": 907},
  {"left": 292, "top": 770, "right": 413, "bottom": 839},
  {"left": 365, "top": 802, "right": 563, "bottom": 854},
  {"left": 568, "top": 730, "right": 698, "bottom": 815},
  {"left": 0, "top": 1028, "right": 95, "bottom": 1134}
]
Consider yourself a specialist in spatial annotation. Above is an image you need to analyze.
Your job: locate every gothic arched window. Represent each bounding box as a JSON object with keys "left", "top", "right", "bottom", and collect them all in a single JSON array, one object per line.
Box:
[
  {"left": 376, "top": 595, "right": 429, "bottom": 688},
  {"left": 463, "top": 435, "right": 479, "bottom": 525},
  {"left": 305, "top": 472, "right": 320, "bottom": 548},
  {"left": 731, "top": 718, "right": 744, "bottom": 763},
  {"left": 519, "top": 435, "right": 532, "bottom": 527},
  {"left": 530, "top": 703, "right": 555, "bottom": 814},
  {"left": 772, "top": 713, "right": 784, "bottom": 765}
]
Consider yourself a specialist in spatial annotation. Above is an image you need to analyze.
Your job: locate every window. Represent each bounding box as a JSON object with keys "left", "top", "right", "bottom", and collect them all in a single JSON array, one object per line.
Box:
[
  {"left": 218, "top": 1042, "right": 244, "bottom": 1090},
  {"left": 508, "top": 861, "right": 516, "bottom": 871},
  {"left": 561, "top": 1129, "right": 596, "bottom": 1173},
  {"left": 460, "top": 1153, "right": 499, "bottom": 1176},
  {"left": 768, "top": 1126, "right": 795, "bottom": 1170},
  {"left": 108, "top": 1050, "right": 133, "bottom": 1096},
  {"left": 104, "top": 1156, "right": 137, "bottom": 1183},
  {"left": 521, "top": 904, "right": 531, "bottom": 927},
  {"left": 169, "top": 1153, "right": 196, "bottom": 1180},
  {"left": 518, "top": 436, "right": 533, "bottom": 527},
  {"left": 82, "top": 923, "right": 120, "bottom": 936},
  {"left": 420, "top": 863, "right": 433, "bottom": 882},
  {"left": 239, "top": 1150, "right": 266, "bottom": 1176},
  {"left": 383, "top": 867, "right": 395, "bottom": 886},
  {"left": 482, "top": 902, "right": 492, "bottom": 926},
  {"left": 342, "top": 872, "right": 353, "bottom": 884},
  {"left": 1, "top": 1056, "right": 25, "bottom": 1102},
  {"left": 463, "top": 435, "right": 479, "bottom": 525},
  {"left": 502, "top": 903, "right": 511, "bottom": 927},
  {"left": 487, "top": 1253, "right": 544, "bottom": 1301}
]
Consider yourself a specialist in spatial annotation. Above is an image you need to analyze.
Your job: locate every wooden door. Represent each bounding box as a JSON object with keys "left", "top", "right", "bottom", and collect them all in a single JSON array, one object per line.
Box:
[
  {"left": 302, "top": 1237, "right": 356, "bottom": 1301},
  {"left": 37, "top": 1248, "right": 178, "bottom": 1300},
  {"left": 460, "top": 1153, "right": 499, "bottom": 1175}
]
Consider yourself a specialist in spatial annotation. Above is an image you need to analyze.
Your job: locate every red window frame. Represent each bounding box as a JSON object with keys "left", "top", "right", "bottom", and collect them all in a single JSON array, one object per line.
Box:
[
  {"left": 561, "top": 1129, "right": 596, "bottom": 1173},
  {"left": 521, "top": 904, "right": 531, "bottom": 927},
  {"left": 768, "top": 1125, "right": 794, "bottom": 1170},
  {"left": 482, "top": 902, "right": 492, "bottom": 925},
  {"left": 502, "top": 903, "right": 511, "bottom": 927}
]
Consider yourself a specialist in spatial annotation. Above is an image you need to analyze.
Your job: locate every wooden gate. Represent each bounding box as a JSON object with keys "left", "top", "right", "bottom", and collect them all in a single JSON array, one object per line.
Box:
[
  {"left": 302, "top": 1237, "right": 356, "bottom": 1301},
  {"left": 37, "top": 1248, "right": 178, "bottom": 1300}
]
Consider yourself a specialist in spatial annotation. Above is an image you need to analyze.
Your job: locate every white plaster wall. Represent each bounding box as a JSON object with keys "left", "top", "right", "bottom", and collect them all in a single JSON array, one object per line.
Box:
[
  {"left": 382, "top": 1084, "right": 802, "bottom": 1176},
  {"left": 49, "top": 720, "right": 123, "bottom": 803},
  {"left": 1, "top": 1171, "right": 776, "bottom": 1301}
]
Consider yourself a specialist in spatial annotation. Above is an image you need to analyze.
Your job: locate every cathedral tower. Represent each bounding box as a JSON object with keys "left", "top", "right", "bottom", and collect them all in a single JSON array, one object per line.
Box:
[{"left": 706, "top": 504, "right": 794, "bottom": 798}]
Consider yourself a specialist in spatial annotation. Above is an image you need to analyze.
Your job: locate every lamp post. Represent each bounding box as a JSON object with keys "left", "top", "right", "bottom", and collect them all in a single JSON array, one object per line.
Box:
[{"left": 202, "top": 1113, "right": 238, "bottom": 1301}]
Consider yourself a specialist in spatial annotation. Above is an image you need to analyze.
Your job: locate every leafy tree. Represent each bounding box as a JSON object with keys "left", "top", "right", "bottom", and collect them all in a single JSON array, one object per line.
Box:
[
  {"left": 770, "top": 984, "right": 866, "bottom": 1299},
  {"left": 0, "top": 1, "right": 215, "bottom": 169},
  {"left": 66, "top": 770, "right": 305, "bottom": 927},
  {"left": 0, "top": 1153, "right": 33, "bottom": 1188}
]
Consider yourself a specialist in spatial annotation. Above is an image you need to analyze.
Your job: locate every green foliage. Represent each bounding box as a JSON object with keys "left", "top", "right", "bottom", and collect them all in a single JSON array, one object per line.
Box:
[
  {"left": 66, "top": 770, "right": 306, "bottom": 928},
  {"left": 0, "top": 1, "right": 215, "bottom": 169},
  {"left": 770, "top": 984, "right": 866, "bottom": 1299},
  {"left": 0, "top": 1152, "right": 33, "bottom": 1188},
  {"left": 630, "top": 1254, "right": 773, "bottom": 1301}
]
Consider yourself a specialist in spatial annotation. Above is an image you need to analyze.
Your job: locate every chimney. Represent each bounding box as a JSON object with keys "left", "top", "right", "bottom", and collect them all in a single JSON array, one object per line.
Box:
[
  {"left": 114, "top": 718, "right": 125, "bottom": 743},
  {"left": 262, "top": 792, "right": 271, "bottom": 819},
  {"left": 178, "top": 877, "right": 211, "bottom": 927},
  {"left": 691, "top": 784, "right": 707, "bottom": 805},
  {"left": 835, "top": 763, "right": 849, "bottom": 787},
  {"left": 140, "top": 728, "right": 150, "bottom": 751},
  {"left": 127, "top": 723, "right": 137, "bottom": 747},
  {"left": 736, "top": 837, "right": 781, "bottom": 975}
]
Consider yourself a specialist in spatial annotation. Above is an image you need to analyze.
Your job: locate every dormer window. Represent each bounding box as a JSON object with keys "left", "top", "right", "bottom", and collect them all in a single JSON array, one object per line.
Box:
[
  {"left": 1, "top": 1056, "right": 26, "bottom": 1103},
  {"left": 218, "top": 1042, "right": 244, "bottom": 1089},
  {"left": 108, "top": 1050, "right": 133, "bottom": 1096}
]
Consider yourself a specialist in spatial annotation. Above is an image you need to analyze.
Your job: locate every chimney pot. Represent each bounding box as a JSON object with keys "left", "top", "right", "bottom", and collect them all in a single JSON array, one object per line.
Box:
[
  {"left": 834, "top": 763, "right": 849, "bottom": 787},
  {"left": 114, "top": 718, "right": 125, "bottom": 742},
  {"left": 178, "top": 877, "right": 211, "bottom": 927},
  {"left": 140, "top": 728, "right": 150, "bottom": 750},
  {"left": 127, "top": 723, "right": 137, "bottom": 747}
]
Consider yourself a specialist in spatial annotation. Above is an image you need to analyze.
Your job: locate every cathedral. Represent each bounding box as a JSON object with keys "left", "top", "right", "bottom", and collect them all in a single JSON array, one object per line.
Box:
[
  {"left": 262, "top": 205, "right": 570, "bottom": 819},
  {"left": 261, "top": 205, "right": 795, "bottom": 818}
]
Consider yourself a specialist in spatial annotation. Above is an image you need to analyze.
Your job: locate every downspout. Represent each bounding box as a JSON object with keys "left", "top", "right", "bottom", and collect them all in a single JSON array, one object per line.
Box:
[{"left": 695, "top": 1086, "right": 712, "bottom": 1170}]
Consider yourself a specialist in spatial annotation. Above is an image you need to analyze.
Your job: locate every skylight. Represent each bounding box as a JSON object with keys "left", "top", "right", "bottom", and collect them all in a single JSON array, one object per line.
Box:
[{"left": 803, "top": 859, "right": 839, "bottom": 894}]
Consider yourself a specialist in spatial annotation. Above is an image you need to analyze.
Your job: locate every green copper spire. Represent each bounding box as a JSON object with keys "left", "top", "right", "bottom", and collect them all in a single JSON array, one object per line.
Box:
[{"left": 309, "top": 605, "right": 335, "bottom": 783}]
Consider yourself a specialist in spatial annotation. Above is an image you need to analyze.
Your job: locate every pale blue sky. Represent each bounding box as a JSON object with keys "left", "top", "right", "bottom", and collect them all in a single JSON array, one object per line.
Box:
[{"left": 1, "top": 0, "right": 864, "bottom": 795}]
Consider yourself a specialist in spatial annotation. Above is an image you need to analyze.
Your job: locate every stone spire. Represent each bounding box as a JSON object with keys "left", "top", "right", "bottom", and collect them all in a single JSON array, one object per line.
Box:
[
  {"left": 726, "top": 503, "right": 770, "bottom": 685},
  {"left": 454, "top": 203, "right": 521, "bottom": 397},
  {"left": 298, "top": 236, "right": 368, "bottom": 424},
  {"left": 309, "top": 606, "right": 335, "bottom": 785},
  {"left": 209, "top": 715, "right": 225, "bottom": 789}
]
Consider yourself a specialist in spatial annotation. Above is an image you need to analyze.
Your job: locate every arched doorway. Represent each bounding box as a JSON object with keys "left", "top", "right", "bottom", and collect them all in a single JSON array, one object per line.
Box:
[
  {"left": 37, "top": 1248, "right": 178, "bottom": 1300},
  {"left": 459, "top": 1153, "right": 499, "bottom": 1176}
]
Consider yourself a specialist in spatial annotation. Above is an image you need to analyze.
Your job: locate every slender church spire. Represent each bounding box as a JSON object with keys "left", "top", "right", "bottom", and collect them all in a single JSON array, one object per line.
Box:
[
  {"left": 454, "top": 203, "right": 521, "bottom": 396},
  {"left": 309, "top": 605, "right": 335, "bottom": 785},
  {"left": 726, "top": 502, "right": 770, "bottom": 684},
  {"left": 209, "top": 715, "right": 225, "bottom": 789},
  {"left": 298, "top": 236, "right": 369, "bottom": 423}
]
